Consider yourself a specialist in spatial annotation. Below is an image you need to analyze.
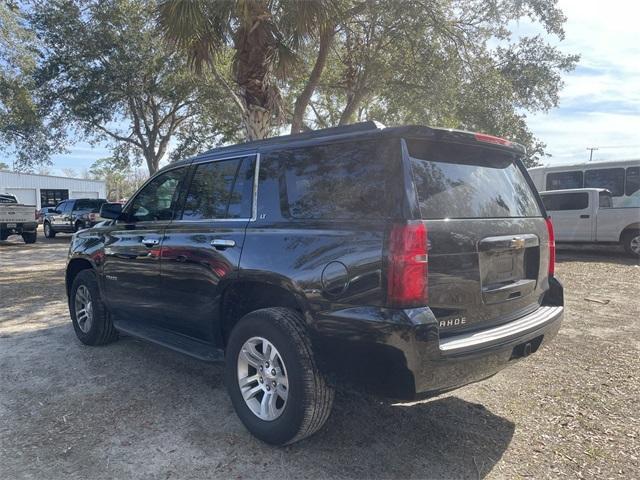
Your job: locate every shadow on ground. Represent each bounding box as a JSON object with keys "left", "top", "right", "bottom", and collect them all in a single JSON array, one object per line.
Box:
[{"left": 0, "top": 323, "right": 514, "bottom": 479}]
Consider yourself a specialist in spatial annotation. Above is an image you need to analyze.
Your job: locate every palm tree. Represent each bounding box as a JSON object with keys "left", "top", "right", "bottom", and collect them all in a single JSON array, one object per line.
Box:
[{"left": 157, "top": 0, "right": 337, "bottom": 140}]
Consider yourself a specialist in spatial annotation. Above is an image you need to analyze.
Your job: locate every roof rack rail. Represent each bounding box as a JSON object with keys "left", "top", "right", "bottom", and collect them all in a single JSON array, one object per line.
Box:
[{"left": 197, "top": 121, "right": 386, "bottom": 158}]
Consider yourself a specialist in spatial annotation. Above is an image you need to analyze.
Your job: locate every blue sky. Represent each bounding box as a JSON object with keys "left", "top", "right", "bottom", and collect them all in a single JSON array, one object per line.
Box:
[{"left": 48, "top": 0, "right": 639, "bottom": 174}]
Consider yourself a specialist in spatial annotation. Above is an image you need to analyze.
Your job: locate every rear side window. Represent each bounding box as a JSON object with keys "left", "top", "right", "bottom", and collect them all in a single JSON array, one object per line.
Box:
[
  {"left": 585, "top": 168, "right": 625, "bottom": 196},
  {"left": 407, "top": 140, "right": 541, "bottom": 219},
  {"left": 625, "top": 167, "right": 640, "bottom": 196},
  {"left": 599, "top": 191, "right": 613, "bottom": 208},
  {"left": 261, "top": 140, "right": 398, "bottom": 220},
  {"left": 546, "top": 171, "right": 583, "bottom": 191},
  {"left": 541, "top": 192, "right": 589, "bottom": 211},
  {"left": 181, "top": 156, "right": 254, "bottom": 220}
]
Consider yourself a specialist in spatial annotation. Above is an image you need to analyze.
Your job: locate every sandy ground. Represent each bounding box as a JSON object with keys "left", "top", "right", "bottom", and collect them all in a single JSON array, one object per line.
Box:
[{"left": 1, "top": 230, "right": 638, "bottom": 479}]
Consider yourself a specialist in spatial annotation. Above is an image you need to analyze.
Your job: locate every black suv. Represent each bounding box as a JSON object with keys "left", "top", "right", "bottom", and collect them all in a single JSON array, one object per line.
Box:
[
  {"left": 44, "top": 198, "right": 107, "bottom": 237},
  {"left": 66, "top": 122, "right": 563, "bottom": 445}
]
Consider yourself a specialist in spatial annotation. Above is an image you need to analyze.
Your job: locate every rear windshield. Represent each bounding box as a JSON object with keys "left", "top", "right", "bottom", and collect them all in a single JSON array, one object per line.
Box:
[
  {"left": 407, "top": 140, "right": 542, "bottom": 219},
  {"left": 0, "top": 195, "right": 17, "bottom": 204},
  {"left": 75, "top": 199, "right": 106, "bottom": 211}
]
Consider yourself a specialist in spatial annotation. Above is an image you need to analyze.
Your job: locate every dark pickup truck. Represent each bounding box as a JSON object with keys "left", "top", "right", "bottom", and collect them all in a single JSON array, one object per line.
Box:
[
  {"left": 65, "top": 122, "right": 563, "bottom": 445},
  {"left": 43, "top": 198, "right": 107, "bottom": 238}
]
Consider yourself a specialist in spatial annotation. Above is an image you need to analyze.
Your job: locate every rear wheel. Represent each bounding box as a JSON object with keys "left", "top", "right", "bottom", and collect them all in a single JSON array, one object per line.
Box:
[
  {"left": 622, "top": 230, "right": 640, "bottom": 258},
  {"left": 22, "top": 231, "right": 37, "bottom": 244},
  {"left": 44, "top": 222, "right": 56, "bottom": 238},
  {"left": 225, "top": 307, "right": 334, "bottom": 445},
  {"left": 70, "top": 269, "right": 118, "bottom": 345}
]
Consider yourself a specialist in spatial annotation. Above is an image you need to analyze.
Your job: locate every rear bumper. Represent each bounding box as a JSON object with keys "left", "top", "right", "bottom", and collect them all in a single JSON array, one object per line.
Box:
[
  {"left": 0, "top": 222, "right": 38, "bottom": 234},
  {"left": 313, "top": 278, "right": 564, "bottom": 399}
]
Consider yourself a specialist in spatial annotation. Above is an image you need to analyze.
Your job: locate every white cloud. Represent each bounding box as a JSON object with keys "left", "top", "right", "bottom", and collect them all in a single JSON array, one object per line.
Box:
[{"left": 511, "top": 0, "right": 640, "bottom": 164}]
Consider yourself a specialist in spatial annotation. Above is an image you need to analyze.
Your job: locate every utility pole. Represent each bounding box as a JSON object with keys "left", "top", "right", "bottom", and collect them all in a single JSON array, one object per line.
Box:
[{"left": 587, "top": 147, "right": 598, "bottom": 161}]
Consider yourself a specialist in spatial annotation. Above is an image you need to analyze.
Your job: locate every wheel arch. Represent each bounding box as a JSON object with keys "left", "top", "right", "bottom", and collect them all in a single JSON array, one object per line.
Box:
[
  {"left": 619, "top": 223, "right": 640, "bottom": 242},
  {"left": 219, "top": 276, "right": 310, "bottom": 348},
  {"left": 66, "top": 257, "right": 96, "bottom": 297}
]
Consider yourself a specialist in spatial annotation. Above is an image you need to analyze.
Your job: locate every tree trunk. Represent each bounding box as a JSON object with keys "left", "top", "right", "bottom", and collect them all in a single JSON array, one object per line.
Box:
[
  {"left": 291, "top": 28, "right": 335, "bottom": 134},
  {"left": 144, "top": 152, "right": 160, "bottom": 176},
  {"left": 338, "top": 88, "right": 368, "bottom": 125},
  {"left": 244, "top": 105, "right": 271, "bottom": 140}
]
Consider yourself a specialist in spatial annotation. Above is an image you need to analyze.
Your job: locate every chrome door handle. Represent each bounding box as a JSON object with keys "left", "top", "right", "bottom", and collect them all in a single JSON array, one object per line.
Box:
[
  {"left": 142, "top": 238, "right": 160, "bottom": 247},
  {"left": 210, "top": 239, "right": 236, "bottom": 249}
]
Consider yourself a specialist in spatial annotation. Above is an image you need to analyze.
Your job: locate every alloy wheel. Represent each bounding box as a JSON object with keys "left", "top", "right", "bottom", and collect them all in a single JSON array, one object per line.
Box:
[
  {"left": 74, "top": 285, "right": 94, "bottom": 333},
  {"left": 237, "top": 336, "right": 289, "bottom": 421},
  {"left": 631, "top": 235, "right": 640, "bottom": 255}
]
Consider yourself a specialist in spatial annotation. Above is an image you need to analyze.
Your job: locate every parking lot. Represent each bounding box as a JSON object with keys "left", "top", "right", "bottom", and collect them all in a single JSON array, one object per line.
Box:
[{"left": 1, "top": 231, "right": 638, "bottom": 479}]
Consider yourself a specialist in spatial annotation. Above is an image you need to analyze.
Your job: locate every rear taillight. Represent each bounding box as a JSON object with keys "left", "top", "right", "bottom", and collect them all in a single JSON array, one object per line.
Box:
[
  {"left": 545, "top": 217, "right": 555, "bottom": 276},
  {"left": 387, "top": 223, "right": 429, "bottom": 308}
]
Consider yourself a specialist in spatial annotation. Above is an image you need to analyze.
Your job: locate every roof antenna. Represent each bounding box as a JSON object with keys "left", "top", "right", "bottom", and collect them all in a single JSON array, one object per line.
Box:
[{"left": 586, "top": 147, "right": 598, "bottom": 161}]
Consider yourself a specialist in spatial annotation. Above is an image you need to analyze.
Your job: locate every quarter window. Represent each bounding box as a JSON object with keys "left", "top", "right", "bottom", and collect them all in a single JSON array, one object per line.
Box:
[
  {"left": 599, "top": 191, "right": 613, "bottom": 208},
  {"left": 128, "top": 168, "right": 187, "bottom": 222},
  {"left": 261, "top": 140, "right": 396, "bottom": 220},
  {"left": 541, "top": 192, "right": 589, "bottom": 211},
  {"left": 180, "top": 157, "right": 254, "bottom": 220},
  {"left": 626, "top": 167, "right": 640, "bottom": 196},
  {"left": 584, "top": 168, "right": 625, "bottom": 197},
  {"left": 546, "top": 171, "right": 583, "bottom": 191}
]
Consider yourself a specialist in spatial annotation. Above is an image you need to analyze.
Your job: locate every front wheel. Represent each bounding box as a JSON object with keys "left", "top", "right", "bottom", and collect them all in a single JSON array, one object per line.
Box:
[
  {"left": 44, "top": 222, "right": 56, "bottom": 238},
  {"left": 225, "top": 308, "right": 334, "bottom": 445},
  {"left": 622, "top": 230, "right": 640, "bottom": 258},
  {"left": 22, "top": 231, "right": 37, "bottom": 244},
  {"left": 70, "top": 270, "right": 118, "bottom": 345}
]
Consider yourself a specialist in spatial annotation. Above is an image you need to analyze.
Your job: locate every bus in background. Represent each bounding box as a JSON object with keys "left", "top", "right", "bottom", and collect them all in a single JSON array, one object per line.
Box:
[{"left": 528, "top": 159, "right": 640, "bottom": 208}]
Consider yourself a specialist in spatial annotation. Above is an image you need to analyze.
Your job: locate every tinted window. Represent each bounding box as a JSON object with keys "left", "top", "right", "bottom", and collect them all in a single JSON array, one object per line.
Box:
[
  {"left": 181, "top": 157, "right": 253, "bottom": 220},
  {"left": 408, "top": 140, "right": 541, "bottom": 219},
  {"left": 626, "top": 167, "right": 640, "bottom": 196},
  {"left": 0, "top": 195, "right": 17, "bottom": 204},
  {"left": 128, "top": 168, "right": 187, "bottom": 222},
  {"left": 546, "top": 171, "right": 583, "bottom": 191},
  {"left": 599, "top": 191, "right": 613, "bottom": 208},
  {"left": 584, "top": 168, "right": 625, "bottom": 196},
  {"left": 74, "top": 199, "right": 106, "bottom": 211},
  {"left": 541, "top": 192, "right": 589, "bottom": 211},
  {"left": 61, "top": 201, "right": 73, "bottom": 213},
  {"left": 260, "top": 140, "right": 398, "bottom": 220}
]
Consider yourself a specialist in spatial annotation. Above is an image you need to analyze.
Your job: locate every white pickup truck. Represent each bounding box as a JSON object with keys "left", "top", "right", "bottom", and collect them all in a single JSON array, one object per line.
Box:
[
  {"left": 0, "top": 194, "right": 38, "bottom": 243},
  {"left": 539, "top": 188, "right": 640, "bottom": 257}
]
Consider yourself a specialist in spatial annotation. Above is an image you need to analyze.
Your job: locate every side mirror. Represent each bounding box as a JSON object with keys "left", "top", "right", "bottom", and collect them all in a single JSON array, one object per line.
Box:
[{"left": 100, "top": 202, "right": 123, "bottom": 220}]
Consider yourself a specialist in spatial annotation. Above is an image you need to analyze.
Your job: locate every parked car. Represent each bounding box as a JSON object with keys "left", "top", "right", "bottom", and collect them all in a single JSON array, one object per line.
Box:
[
  {"left": 0, "top": 193, "right": 37, "bottom": 243},
  {"left": 43, "top": 198, "right": 107, "bottom": 238},
  {"left": 36, "top": 206, "right": 57, "bottom": 224},
  {"left": 65, "top": 122, "right": 564, "bottom": 445},
  {"left": 540, "top": 188, "right": 640, "bottom": 257}
]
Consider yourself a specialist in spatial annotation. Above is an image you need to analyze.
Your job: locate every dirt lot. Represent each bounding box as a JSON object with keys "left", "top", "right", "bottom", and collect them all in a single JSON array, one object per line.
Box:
[{"left": 1, "top": 231, "right": 638, "bottom": 479}]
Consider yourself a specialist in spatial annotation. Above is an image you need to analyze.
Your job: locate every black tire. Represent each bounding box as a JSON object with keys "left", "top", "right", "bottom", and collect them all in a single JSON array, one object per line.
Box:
[
  {"left": 69, "top": 269, "right": 118, "bottom": 346},
  {"left": 0, "top": 230, "right": 8, "bottom": 241},
  {"left": 74, "top": 221, "right": 84, "bottom": 232},
  {"left": 22, "top": 231, "right": 37, "bottom": 244},
  {"left": 44, "top": 221, "right": 56, "bottom": 238},
  {"left": 622, "top": 230, "right": 640, "bottom": 258},
  {"left": 225, "top": 307, "right": 334, "bottom": 445}
]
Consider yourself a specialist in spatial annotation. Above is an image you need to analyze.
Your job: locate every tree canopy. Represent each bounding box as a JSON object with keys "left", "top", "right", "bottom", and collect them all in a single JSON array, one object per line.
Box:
[{"left": 1, "top": 0, "right": 578, "bottom": 172}]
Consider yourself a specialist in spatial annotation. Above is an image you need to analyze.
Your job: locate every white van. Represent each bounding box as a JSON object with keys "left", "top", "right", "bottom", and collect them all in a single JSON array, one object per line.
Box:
[{"left": 539, "top": 188, "right": 640, "bottom": 257}]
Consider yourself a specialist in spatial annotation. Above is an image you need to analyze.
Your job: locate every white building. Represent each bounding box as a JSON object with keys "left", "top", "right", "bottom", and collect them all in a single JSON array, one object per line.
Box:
[{"left": 0, "top": 171, "right": 106, "bottom": 209}]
